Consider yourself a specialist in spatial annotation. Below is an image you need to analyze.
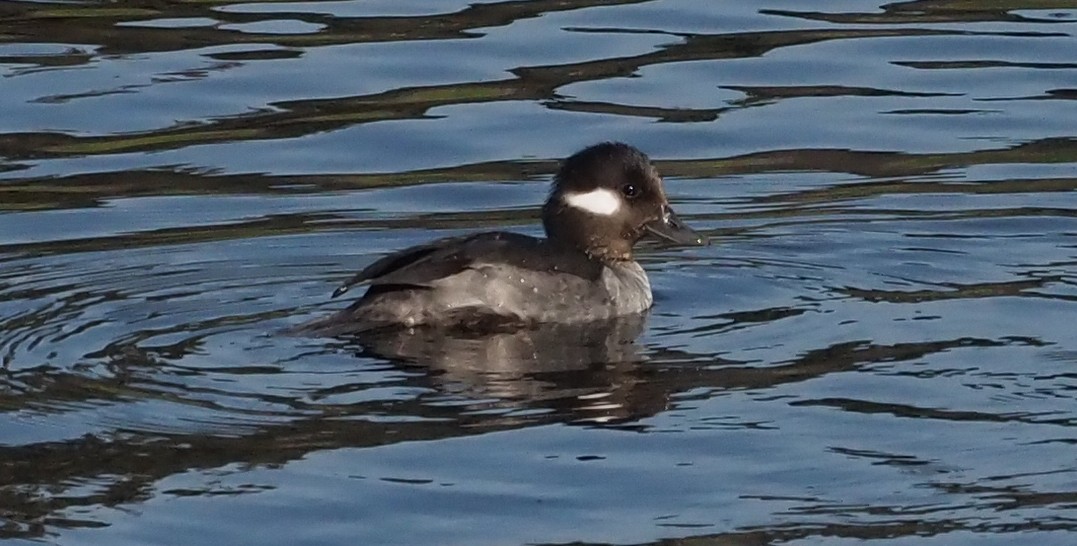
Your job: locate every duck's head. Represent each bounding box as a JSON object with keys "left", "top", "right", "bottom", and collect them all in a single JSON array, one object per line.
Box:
[{"left": 542, "top": 142, "right": 707, "bottom": 262}]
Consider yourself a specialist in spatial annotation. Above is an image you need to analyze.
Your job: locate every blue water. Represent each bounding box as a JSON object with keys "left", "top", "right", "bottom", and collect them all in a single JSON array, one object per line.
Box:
[{"left": 1, "top": 1, "right": 1075, "bottom": 545}]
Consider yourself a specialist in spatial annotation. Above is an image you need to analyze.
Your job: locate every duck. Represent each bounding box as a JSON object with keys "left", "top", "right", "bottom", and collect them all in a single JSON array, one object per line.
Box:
[{"left": 302, "top": 142, "right": 706, "bottom": 334}]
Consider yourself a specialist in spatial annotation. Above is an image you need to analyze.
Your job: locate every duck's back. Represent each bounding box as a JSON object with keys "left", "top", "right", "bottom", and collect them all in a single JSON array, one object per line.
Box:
[{"left": 312, "top": 232, "right": 650, "bottom": 333}]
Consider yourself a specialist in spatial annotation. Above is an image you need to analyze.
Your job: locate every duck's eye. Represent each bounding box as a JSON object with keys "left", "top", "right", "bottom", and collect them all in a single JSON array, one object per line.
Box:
[{"left": 621, "top": 183, "right": 640, "bottom": 198}]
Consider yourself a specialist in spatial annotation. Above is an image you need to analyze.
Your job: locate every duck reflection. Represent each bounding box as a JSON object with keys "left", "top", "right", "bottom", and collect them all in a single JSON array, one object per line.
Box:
[{"left": 331, "top": 314, "right": 662, "bottom": 423}]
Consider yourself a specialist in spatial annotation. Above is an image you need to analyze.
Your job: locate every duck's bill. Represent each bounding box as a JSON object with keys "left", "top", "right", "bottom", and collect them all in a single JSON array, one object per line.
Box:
[{"left": 644, "top": 206, "right": 708, "bottom": 246}]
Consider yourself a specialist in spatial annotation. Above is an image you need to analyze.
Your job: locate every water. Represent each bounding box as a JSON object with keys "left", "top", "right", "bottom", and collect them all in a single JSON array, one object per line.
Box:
[{"left": 1, "top": 1, "right": 1075, "bottom": 544}]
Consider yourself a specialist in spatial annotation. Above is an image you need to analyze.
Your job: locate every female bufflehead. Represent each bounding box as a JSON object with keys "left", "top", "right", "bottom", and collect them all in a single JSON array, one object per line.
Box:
[{"left": 305, "top": 142, "right": 706, "bottom": 333}]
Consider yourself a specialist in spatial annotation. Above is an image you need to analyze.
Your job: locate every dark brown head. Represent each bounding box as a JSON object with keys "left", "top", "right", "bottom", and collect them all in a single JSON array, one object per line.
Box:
[{"left": 541, "top": 142, "right": 706, "bottom": 262}]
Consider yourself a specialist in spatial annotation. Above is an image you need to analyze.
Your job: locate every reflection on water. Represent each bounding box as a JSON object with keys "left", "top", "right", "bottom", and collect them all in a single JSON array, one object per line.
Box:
[
  {"left": 338, "top": 316, "right": 648, "bottom": 415},
  {"left": 1, "top": 0, "right": 1075, "bottom": 545}
]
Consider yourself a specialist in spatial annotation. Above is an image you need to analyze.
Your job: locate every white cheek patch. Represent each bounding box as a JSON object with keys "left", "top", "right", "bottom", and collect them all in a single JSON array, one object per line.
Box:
[{"left": 562, "top": 188, "right": 622, "bottom": 216}]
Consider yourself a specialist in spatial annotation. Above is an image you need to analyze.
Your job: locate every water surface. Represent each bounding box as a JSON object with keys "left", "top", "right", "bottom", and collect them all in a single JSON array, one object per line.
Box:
[{"left": 1, "top": 1, "right": 1075, "bottom": 545}]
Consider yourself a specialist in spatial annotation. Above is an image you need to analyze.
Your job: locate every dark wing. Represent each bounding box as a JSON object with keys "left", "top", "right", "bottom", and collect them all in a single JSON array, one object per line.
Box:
[
  {"left": 332, "top": 231, "right": 603, "bottom": 298},
  {"left": 332, "top": 234, "right": 472, "bottom": 297}
]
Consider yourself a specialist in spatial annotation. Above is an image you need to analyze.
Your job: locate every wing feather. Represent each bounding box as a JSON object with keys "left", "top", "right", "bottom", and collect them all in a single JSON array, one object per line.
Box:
[{"left": 333, "top": 232, "right": 601, "bottom": 298}]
